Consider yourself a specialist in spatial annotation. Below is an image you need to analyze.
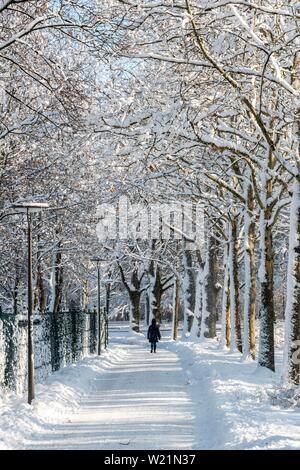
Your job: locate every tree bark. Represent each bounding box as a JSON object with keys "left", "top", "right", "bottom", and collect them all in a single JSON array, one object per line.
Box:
[
  {"left": 53, "top": 246, "right": 63, "bottom": 314},
  {"left": 225, "top": 272, "right": 231, "bottom": 349},
  {"left": 118, "top": 262, "right": 144, "bottom": 332},
  {"left": 12, "top": 258, "right": 21, "bottom": 315},
  {"left": 258, "top": 206, "right": 275, "bottom": 371},
  {"left": 146, "top": 292, "right": 150, "bottom": 326},
  {"left": 282, "top": 52, "right": 300, "bottom": 383},
  {"left": 283, "top": 180, "right": 300, "bottom": 384},
  {"left": 172, "top": 277, "right": 180, "bottom": 341},
  {"left": 183, "top": 249, "right": 196, "bottom": 334},
  {"left": 34, "top": 242, "right": 46, "bottom": 313},
  {"left": 204, "top": 235, "right": 221, "bottom": 338},
  {"left": 243, "top": 183, "right": 257, "bottom": 359},
  {"left": 220, "top": 241, "right": 230, "bottom": 349},
  {"left": 229, "top": 218, "right": 242, "bottom": 352},
  {"left": 152, "top": 265, "right": 163, "bottom": 324},
  {"left": 83, "top": 279, "right": 89, "bottom": 311},
  {"left": 130, "top": 291, "right": 141, "bottom": 332}
]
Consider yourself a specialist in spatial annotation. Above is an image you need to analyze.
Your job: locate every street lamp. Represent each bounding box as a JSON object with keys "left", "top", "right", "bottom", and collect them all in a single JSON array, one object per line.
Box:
[
  {"left": 11, "top": 201, "right": 50, "bottom": 405},
  {"left": 91, "top": 257, "right": 106, "bottom": 355}
]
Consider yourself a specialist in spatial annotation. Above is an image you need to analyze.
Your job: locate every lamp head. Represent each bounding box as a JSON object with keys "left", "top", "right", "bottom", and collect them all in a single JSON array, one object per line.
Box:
[{"left": 11, "top": 201, "right": 50, "bottom": 213}]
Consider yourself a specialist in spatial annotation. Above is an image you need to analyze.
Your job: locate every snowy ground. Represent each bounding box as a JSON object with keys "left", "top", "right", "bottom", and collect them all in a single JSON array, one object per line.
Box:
[
  {"left": 1, "top": 325, "right": 300, "bottom": 450},
  {"left": 167, "top": 340, "right": 300, "bottom": 449}
]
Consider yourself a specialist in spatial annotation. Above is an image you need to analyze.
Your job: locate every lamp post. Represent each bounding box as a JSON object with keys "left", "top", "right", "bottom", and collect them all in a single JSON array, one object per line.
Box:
[
  {"left": 11, "top": 201, "right": 49, "bottom": 405},
  {"left": 91, "top": 257, "right": 106, "bottom": 355}
]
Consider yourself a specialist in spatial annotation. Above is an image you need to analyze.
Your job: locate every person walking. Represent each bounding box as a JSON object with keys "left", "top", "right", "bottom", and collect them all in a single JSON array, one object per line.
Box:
[{"left": 147, "top": 318, "right": 161, "bottom": 353}]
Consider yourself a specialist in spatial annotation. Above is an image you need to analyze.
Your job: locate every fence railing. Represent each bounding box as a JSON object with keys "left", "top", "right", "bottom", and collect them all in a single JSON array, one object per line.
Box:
[{"left": 0, "top": 310, "right": 105, "bottom": 394}]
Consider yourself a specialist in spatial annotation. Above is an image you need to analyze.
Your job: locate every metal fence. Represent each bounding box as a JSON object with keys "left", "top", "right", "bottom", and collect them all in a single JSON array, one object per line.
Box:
[{"left": 0, "top": 310, "right": 105, "bottom": 394}]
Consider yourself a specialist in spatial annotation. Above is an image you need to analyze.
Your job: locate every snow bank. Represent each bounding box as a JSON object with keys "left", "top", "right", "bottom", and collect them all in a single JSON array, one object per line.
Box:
[
  {"left": 0, "top": 347, "right": 127, "bottom": 450},
  {"left": 164, "top": 338, "right": 300, "bottom": 449}
]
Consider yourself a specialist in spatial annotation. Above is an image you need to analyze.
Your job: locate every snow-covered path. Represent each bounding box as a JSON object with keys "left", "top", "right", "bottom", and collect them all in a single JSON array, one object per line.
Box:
[
  {"left": 3, "top": 326, "right": 300, "bottom": 450},
  {"left": 27, "top": 335, "right": 195, "bottom": 450}
]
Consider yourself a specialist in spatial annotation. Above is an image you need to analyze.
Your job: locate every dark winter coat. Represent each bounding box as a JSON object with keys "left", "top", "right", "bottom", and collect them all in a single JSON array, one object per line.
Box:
[{"left": 147, "top": 324, "right": 161, "bottom": 343}]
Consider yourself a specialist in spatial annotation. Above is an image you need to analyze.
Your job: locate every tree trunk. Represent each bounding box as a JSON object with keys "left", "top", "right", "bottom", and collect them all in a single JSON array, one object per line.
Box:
[
  {"left": 229, "top": 219, "right": 242, "bottom": 352},
  {"left": 12, "top": 259, "right": 21, "bottom": 315},
  {"left": 34, "top": 245, "right": 46, "bottom": 313},
  {"left": 190, "top": 259, "right": 204, "bottom": 340},
  {"left": 53, "top": 246, "right": 63, "bottom": 313},
  {"left": 203, "top": 235, "right": 221, "bottom": 338},
  {"left": 258, "top": 208, "right": 275, "bottom": 371},
  {"left": 282, "top": 54, "right": 300, "bottom": 383},
  {"left": 105, "top": 282, "right": 111, "bottom": 318},
  {"left": 130, "top": 291, "right": 141, "bottom": 332},
  {"left": 172, "top": 278, "right": 180, "bottom": 341},
  {"left": 182, "top": 249, "right": 196, "bottom": 335},
  {"left": 225, "top": 273, "right": 231, "bottom": 349},
  {"left": 220, "top": 242, "right": 230, "bottom": 349},
  {"left": 83, "top": 279, "right": 89, "bottom": 311},
  {"left": 258, "top": 149, "right": 276, "bottom": 371},
  {"left": 283, "top": 179, "right": 300, "bottom": 384},
  {"left": 243, "top": 183, "right": 257, "bottom": 359},
  {"left": 145, "top": 292, "right": 150, "bottom": 325},
  {"left": 152, "top": 266, "right": 163, "bottom": 324},
  {"left": 118, "top": 262, "right": 144, "bottom": 333}
]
